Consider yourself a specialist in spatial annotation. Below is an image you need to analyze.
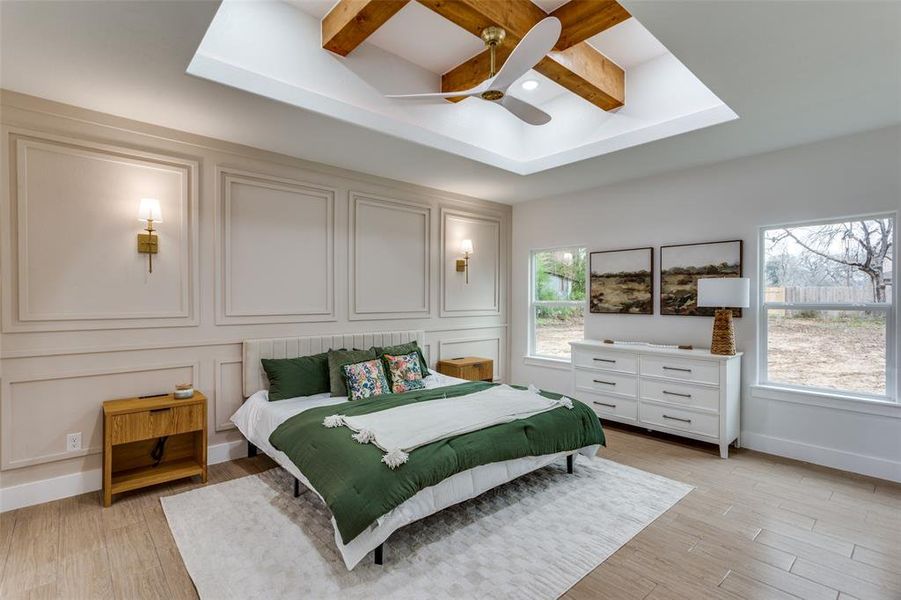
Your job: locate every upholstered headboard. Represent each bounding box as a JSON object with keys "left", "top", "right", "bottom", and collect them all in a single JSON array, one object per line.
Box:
[{"left": 242, "top": 330, "right": 426, "bottom": 398}]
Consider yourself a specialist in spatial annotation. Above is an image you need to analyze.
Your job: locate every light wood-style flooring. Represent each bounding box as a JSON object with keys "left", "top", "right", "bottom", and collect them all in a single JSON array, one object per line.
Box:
[{"left": 1, "top": 424, "right": 899, "bottom": 599}]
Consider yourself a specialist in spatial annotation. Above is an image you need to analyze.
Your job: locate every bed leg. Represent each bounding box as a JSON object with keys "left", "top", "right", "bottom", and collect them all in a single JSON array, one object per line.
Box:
[
  {"left": 567, "top": 454, "right": 574, "bottom": 474},
  {"left": 293, "top": 477, "right": 300, "bottom": 498},
  {"left": 374, "top": 543, "right": 383, "bottom": 565},
  {"left": 247, "top": 441, "right": 258, "bottom": 458}
]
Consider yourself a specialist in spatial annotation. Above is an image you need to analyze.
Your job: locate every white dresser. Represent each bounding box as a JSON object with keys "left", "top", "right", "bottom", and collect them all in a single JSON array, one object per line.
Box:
[{"left": 570, "top": 340, "right": 741, "bottom": 458}]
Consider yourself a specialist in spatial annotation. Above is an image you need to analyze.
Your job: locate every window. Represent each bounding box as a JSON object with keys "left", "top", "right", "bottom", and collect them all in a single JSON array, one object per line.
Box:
[
  {"left": 760, "top": 215, "right": 895, "bottom": 399},
  {"left": 529, "top": 247, "right": 586, "bottom": 360}
]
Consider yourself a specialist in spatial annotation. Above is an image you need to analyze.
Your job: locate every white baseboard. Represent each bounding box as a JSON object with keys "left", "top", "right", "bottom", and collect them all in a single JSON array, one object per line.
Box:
[
  {"left": 0, "top": 439, "right": 247, "bottom": 513},
  {"left": 741, "top": 431, "right": 901, "bottom": 483}
]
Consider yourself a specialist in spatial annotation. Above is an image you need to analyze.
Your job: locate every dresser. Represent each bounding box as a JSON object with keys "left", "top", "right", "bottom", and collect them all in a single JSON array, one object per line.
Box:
[{"left": 570, "top": 340, "right": 741, "bottom": 458}]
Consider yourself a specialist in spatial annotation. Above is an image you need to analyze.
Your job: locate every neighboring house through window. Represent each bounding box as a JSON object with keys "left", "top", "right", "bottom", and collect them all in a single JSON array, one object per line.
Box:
[{"left": 529, "top": 247, "right": 587, "bottom": 360}]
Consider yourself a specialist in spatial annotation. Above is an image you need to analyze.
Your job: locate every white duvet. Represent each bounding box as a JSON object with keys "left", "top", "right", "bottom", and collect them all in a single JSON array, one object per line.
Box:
[{"left": 230, "top": 371, "right": 599, "bottom": 569}]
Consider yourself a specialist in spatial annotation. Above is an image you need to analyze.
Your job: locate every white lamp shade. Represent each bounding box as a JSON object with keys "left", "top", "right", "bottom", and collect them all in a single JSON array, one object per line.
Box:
[
  {"left": 460, "top": 239, "right": 474, "bottom": 255},
  {"left": 137, "top": 198, "right": 163, "bottom": 223},
  {"left": 697, "top": 277, "right": 750, "bottom": 308}
]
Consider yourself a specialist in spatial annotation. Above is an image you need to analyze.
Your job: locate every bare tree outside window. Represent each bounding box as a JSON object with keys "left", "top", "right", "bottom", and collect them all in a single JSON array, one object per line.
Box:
[{"left": 762, "top": 216, "right": 894, "bottom": 398}]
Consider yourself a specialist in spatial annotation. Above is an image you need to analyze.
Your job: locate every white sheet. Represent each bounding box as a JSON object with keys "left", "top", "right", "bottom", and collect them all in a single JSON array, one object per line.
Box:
[{"left": 230, "top": 371, "right": 599, "bottom": 569}]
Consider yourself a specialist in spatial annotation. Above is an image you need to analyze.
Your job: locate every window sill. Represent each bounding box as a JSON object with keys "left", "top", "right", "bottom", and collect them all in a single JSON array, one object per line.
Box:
[
  {"left": 523, "top": 356, "right": 572, "bottom": 371},
  {"left": 750, "top": 384, "right": 901, "bottom": 419}
]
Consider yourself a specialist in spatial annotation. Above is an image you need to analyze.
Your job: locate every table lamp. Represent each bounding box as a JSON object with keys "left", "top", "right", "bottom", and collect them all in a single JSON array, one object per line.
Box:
[{"left": 697, "top": 277, "right": 750, "bottom": 355}]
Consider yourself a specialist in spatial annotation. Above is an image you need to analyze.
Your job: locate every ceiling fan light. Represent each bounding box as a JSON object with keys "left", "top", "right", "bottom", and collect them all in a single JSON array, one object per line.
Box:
[{"left": 521, "top": 79, "right": 539, "bottom": 91}]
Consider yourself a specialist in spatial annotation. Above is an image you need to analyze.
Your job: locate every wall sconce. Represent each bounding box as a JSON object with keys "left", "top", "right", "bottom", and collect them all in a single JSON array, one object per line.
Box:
[
  {"left": 137, "top": 198, "right": 162, "bottom": 273},
  {"left": 456, "top": 239, "right": 473, "bottom": 284}
]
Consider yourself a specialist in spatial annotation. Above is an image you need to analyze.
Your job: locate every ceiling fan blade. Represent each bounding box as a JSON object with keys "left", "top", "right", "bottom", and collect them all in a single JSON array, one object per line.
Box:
[
  {"left": 490, "top": 16, "right": 561, "bottom": 92},
  {"left": 386, "top": 81, "right": 488, "bottom": 100},
  {"left": 498, "top": 95, "right": 551, "bottom": 126}
]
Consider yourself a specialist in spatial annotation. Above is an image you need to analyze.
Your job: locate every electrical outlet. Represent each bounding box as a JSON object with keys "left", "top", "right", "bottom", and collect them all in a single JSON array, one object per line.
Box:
[{"left": 66, "top": 432, "right": 82, "bottom": 452}]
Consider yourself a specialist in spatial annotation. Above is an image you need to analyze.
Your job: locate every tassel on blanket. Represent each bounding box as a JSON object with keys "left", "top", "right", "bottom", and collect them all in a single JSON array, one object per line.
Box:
[
  {"left": 559, "top": 396, "right": 574, "bottom": 409},
  {"left": 352, "top": 429, "right": 375, "bottom": 444},
  {"left": 322, "top": 414, "right": 346, "bottom": 428},
  {"left": 382, "top": 448, "right": 409, "bottom": 469}
]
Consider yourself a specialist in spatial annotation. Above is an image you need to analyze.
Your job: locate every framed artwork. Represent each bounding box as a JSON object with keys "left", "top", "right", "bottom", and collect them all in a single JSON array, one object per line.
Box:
[
  {"left": 660, "top": 240, "right": 743, "bottom": 317},
  {"left": 589, "top": 247, "right": 654, "bottom": 314}
]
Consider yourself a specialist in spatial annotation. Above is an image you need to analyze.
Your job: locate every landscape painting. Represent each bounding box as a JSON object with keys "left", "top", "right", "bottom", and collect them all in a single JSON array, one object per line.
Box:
[
  {"left": 660, "top": 240, "right": 743, "bottom": 316},
  {"left": 590, "top": 247, "right": 653, "bottom": 314}
]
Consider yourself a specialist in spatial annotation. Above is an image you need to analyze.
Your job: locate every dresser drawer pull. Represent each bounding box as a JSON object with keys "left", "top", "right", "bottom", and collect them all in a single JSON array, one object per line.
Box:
[
  {"left": 662, "top": 390, "right": 692, "bottom": 399},
  {"left": 593, "top": 358, "right": 616, "bottom": 363},
  {"left": 662, "top": 366, "right": 692, "bottom": 373},
  {"left": 662, "top": 414, "right": 692, "bottom": 424},
  {"left": 593, "top": 379, "right": 616, "bottom": 386},
  {"left": 593, "top": 401, "right": 617, "bottom": 408},
  {"left": 149, "top": 407, "right": 172, "bottom": 414}
]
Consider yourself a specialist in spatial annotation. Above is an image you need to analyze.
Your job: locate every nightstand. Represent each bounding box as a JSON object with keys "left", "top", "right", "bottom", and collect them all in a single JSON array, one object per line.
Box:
[
  {"left": 102, "top": 392, "right": 207, "bottom": 507},
  {"left": 436, "top": 357, "right": 494, "bottom": 382}
]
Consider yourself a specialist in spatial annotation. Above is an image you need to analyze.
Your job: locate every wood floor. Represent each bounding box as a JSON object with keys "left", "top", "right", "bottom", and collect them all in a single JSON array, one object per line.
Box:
[{"left": 1, "top": 424, "right": 899, "bottom": 599}]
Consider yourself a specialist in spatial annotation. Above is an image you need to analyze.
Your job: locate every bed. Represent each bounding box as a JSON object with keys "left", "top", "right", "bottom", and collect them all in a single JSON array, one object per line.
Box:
[{"left": 231, "top": 330, "right": 605, "bottom": 570}]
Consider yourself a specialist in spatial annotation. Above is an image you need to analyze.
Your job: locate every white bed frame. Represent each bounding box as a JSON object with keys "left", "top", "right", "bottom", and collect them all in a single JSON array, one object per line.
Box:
[{"left": 240, "top": 330, "right": 591, "bottom": 569}]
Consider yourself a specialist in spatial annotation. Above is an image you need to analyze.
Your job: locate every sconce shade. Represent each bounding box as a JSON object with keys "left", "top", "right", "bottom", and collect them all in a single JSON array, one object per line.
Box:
[
  {"left": 460, "top": 239, "right": 474, "bottom": 255},
  {"left": 697, "top": 277, "right": 750, "bottom": 308},
  {"left": 137, "top": 198, "right": 163, "bottom": 223}
]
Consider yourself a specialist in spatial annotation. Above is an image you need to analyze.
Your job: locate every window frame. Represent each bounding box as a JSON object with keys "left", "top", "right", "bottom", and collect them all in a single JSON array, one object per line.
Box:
[
  {"left": 757, "top": 212, "right": 897, "bottom": 402},
  {"left": 528, "top": 246, "right": 587, "bottom": 362}
]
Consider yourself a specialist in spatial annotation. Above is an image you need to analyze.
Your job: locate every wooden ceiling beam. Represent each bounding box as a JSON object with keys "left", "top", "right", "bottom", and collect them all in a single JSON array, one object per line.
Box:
[
  {"left": 322, "top": 0, "right": 410, "bottom": 56},
  {"left": 550, "top": 0, "right": 631, "bottom": 50},
  {"left": 426, "top": 0, "right": 626, "bottom": 110}
]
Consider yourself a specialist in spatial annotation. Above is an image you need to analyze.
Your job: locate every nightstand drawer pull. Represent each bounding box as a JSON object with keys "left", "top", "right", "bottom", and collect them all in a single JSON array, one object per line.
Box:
[
  {"left": 593, "top": 401, "right": 617, "bottom": 408},
  {"left": 593, "top": 379, "right": 616, "bottom": 386},
  {"left": 662, "top": 414, "right": 692, "bottom": 424},
  {"left": 149, "top": 407, "right": 172, "bottom": 413},
  {"left": 662, "top": 390, "right": 692, "bottom": 399},
  {"left": 593, "top": 358, "right": 616, "bottom": 363},
  {"left": 662, "top": 366, "right": 692, "bottom": 373}
]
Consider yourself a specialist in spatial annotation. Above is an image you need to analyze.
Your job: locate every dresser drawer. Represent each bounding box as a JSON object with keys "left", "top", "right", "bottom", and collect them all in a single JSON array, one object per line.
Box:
[
  {"left": 640, "top": 402, "right": 718, "bottom": 439},
  {"left": 640, "top": 379, "right": 720, "bottom": 412},
  {"left": 110, "top": 403, "right": 204, "bottom": 445},
  {"left": 572, "top": 348, "right": 637, "bottom": 374},
  {"left": 580, "top": 391, "right": 638, "bottom": 422},
  {"left": 574, "top": 369, "right": 638, "bottom": 398},
  {"left": 640, "top": 356, "right": 720, "bottom": 385}
]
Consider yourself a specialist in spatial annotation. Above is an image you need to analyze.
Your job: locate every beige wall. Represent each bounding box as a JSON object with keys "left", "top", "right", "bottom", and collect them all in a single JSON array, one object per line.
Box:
[{"left": 0, "top": 91, "right": 511, "bottom": 499}]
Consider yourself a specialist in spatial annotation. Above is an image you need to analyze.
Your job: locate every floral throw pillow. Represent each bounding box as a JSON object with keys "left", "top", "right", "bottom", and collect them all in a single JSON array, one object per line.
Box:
[
  {"left": 384, "top": 352, "right": 426, "bottom": 394},
  {"left": 342, "top": 359, "right": 391, "bottom": 401}
]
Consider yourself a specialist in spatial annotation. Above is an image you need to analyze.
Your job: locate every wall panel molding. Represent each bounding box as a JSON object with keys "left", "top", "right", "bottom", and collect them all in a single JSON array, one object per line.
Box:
[
  {"left": 214, "top": 358, "right": 243, "bottom": 431},
  {"left": 1, "top": 362, "right": 199, "bottom": 470},
  {"left": 2, "top": 129, "right": 200, "bottom": 332},
  {"left": 440, "top": 207, "right": 502, "bottom": 317},
  {"left": 349, "top": 192, "right": 431, "bottom": 320},
  {"left": 215, "top": 167, "right": 336, "bottom": 325}
]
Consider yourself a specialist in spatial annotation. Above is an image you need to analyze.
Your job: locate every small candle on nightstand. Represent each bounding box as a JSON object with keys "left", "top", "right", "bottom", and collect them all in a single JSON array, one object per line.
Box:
[{"left": 174, "top": 383, "right": 194, "bottom": 399}]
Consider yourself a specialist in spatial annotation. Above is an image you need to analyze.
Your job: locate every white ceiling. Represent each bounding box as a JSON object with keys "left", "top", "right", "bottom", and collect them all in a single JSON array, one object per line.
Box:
[
  {"left": 188, "top": 0, "right": 735, "bottom": 174},
  {"left": 1, "top": 1, "right": 899, "bottom": 203}
]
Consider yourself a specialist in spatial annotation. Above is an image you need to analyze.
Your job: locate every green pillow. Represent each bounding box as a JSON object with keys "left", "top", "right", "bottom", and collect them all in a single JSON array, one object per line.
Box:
[
  {"left": 261, "top": 352, "right": 330, "bottom": 401},
  {"left": 327, "top": 348, "right": 377, "bottom": 397},
  {"left": 371, "top": 341, "right": 429, "bottom": 374}
]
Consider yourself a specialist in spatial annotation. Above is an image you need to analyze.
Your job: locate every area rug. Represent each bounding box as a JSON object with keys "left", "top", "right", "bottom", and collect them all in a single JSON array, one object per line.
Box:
[{"left": 161, "top": 456, "right": 692, "bottom": 599}]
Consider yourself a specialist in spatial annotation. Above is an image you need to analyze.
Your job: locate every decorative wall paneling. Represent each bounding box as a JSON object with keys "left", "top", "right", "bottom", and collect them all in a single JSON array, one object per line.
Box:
[
  {"left": 216, "top": 168, "right": 336, "bottom": 325},
  {"left": 440, "top": 207, "right": 502, "bottom": 317},
  {"left": 349, "top": 192, "right": 430, "bottom": 320},
  {"left": 0, "top": 92, "right": 511, "bottom": 502},
  {"left": 3, "top": 130, "right": 199, "bottom": 332}
]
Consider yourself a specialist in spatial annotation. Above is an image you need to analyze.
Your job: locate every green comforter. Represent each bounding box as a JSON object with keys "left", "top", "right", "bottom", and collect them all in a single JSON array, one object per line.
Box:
[{"left": 269, "top": 381, "right": 605, "bottom": 543}]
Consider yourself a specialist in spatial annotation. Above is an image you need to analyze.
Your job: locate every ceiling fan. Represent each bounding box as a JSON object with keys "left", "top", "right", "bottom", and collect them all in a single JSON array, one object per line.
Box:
[{"left": 386, "top": 17, "right": 562, "bottom": 126}]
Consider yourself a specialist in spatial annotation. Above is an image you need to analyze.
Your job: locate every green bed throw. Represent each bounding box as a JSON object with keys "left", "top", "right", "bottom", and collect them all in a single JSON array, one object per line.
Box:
[{"left": 269, "top": 381, "right": 605, "bottom": 544}]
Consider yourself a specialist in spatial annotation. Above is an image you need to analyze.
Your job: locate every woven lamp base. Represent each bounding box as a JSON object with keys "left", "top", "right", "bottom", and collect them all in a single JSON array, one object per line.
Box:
[{"left": 710, "top": 309, "right": 736, "bottom": 355}]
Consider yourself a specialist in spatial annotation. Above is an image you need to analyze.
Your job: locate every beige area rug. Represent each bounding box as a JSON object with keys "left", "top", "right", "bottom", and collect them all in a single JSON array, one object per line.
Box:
[{"left": 161, "top": 456, "right": 692, "bottom": 599}]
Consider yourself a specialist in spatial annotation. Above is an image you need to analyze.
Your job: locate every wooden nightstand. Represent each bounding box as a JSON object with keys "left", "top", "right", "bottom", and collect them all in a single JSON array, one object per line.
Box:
[
  {"left": 102, "top": 392, "right": 207, "bottom": 507},
  {"left": 436, "top": 357, "right": 494, "bottom": 382}
]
